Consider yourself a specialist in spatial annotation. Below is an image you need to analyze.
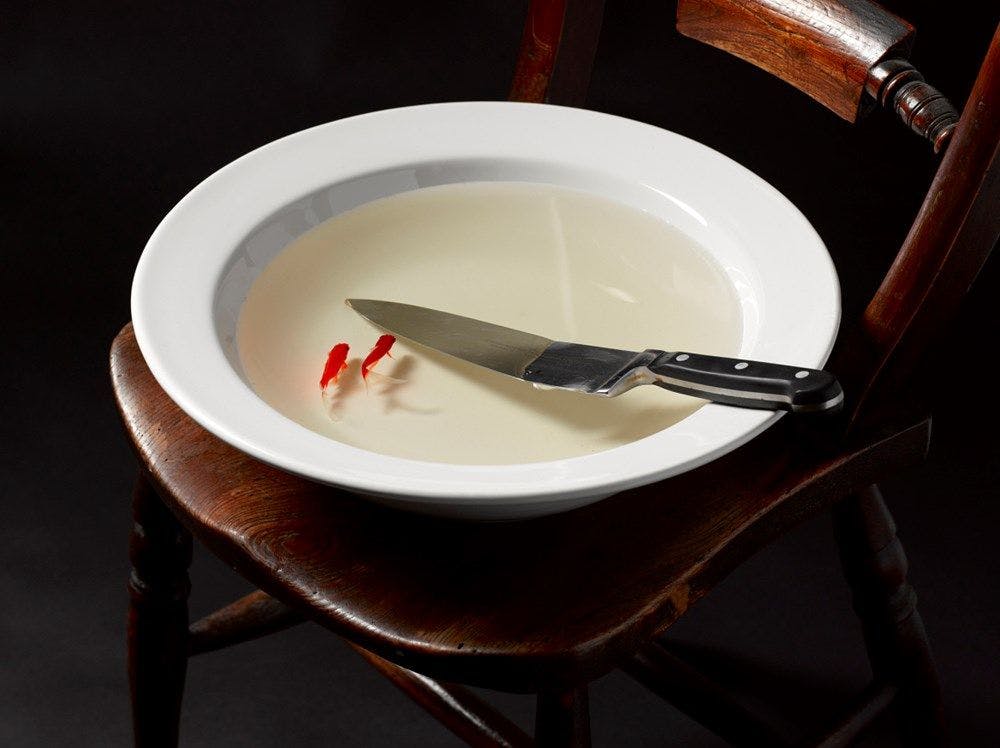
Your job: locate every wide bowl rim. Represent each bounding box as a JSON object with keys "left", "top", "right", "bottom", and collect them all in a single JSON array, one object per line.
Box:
[{"left": 131, "top": 102, "right": 840, "bottom": 511}]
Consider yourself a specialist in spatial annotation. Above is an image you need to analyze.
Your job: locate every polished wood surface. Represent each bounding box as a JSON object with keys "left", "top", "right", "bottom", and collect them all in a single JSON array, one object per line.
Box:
[
  {"left": 509, "top": 0, "right": 568, "bottom": 103},
  {"left": 677, "top": 8, "right": 1000, "bottom": 426},
  {"left": 677, "top": 0, "right": 913, "bottom": 121},
  {"left": 187, "top": 589, "right": 302, "bottom": 656},
  {"left": 866, "top": 58, "right": 959, "bottom": 153},
  {"left": 509, "top": 0, "right": 605, "bottom": 106},
  {"left": 112, "top": 324, "right": 931, "bottom": 693},
  {"left": 834, "top": 486, "right": 945, "bottom": 743},
  {"left": 849, "top": 25, "right": 1000, "bottom": 423},
  {"left": 115, "top": 5, "right": 1000, "bottom": 744}
]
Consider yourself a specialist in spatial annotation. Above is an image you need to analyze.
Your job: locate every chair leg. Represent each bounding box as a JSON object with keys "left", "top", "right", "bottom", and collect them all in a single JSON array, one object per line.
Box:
[
  {"left": 535, "top": 686, "right": 591, "bottom": 747},
  {"left": 127, "top": 473, "right": 192, "bottom": 747},
  {"left": 832, "top": 485, "right": 945, "bottom": 746}
]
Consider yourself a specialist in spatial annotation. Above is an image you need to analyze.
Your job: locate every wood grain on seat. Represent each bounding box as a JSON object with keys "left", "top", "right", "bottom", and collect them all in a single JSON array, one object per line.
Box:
[{"left": 112, "top": 323, "right": 930, "bottom": 693}]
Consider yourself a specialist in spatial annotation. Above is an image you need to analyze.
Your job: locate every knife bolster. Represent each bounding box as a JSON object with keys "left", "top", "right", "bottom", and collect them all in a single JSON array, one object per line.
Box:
[{"left": 522, "top": 344, "right": 658, "bottom": 396}]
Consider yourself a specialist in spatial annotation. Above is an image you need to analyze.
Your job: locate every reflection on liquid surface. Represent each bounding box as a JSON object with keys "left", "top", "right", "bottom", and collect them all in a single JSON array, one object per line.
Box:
[{"left": 238, "top": 182, "right": 742, "bottom": 464}]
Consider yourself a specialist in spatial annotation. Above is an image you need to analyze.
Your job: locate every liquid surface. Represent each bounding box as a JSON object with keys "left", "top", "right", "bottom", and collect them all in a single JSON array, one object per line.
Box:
[{"left": 237, "top": 183, "right": 742, "bottom": 464}]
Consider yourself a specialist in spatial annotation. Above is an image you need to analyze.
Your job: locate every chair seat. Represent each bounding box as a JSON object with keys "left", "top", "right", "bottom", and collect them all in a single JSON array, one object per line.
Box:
[{"left": 111, "top": 323, "right": 930, "bottom": 692}]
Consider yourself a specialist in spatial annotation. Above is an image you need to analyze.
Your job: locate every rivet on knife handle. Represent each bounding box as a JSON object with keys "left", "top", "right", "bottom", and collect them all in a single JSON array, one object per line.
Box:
[{"left": 644, "top": 350, "right": 844, "bottom": 413}]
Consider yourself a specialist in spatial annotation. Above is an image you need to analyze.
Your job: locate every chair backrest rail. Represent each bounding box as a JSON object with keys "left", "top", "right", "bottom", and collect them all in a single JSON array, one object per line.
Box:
[
  {"left": 507, "top": 2, "right": 998, "bottom": 426},
  {"left": 850, "top": 26, "right": 1000, "bottom": 423},
  {"left": 676, "top": 0, "right": 915, "bottom": 122}
]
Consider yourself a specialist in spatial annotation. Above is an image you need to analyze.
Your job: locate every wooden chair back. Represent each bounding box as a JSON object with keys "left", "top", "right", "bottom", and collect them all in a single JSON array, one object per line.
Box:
[{"left": 510, "top": 0, "right": 1000, "bottom": 430}]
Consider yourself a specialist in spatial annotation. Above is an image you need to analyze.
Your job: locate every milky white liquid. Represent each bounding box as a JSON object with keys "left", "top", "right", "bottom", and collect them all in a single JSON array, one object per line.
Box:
[{"left": 237, "top": 182, "right": 742, "bottom": 464}]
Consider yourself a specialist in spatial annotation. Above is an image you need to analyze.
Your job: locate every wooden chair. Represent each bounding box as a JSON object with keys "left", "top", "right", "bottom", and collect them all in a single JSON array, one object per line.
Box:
[{"left": 112, "top": 1, "right": 1000, "bottom": 745}]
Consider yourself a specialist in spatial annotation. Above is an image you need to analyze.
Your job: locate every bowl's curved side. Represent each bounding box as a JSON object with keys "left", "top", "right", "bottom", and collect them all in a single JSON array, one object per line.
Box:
[{"left": 131, "top": 102, "right": 839, "bottom": 518}]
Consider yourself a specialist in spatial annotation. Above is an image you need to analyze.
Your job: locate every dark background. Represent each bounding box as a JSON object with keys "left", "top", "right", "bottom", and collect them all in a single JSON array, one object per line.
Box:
[{"left": 4, "top": 2, "right": 998, "bottom": 745}]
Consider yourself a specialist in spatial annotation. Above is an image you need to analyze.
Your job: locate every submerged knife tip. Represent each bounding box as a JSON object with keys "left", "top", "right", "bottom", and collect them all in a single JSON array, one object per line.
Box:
[{"left": 347, "top": 298, "right": 382, "bottom": 309}]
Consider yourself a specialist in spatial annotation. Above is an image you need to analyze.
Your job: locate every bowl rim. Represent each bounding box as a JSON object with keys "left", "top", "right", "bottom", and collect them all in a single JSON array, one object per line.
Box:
[{"left": 131, "top": 102, "right": 840, "bottom": 510}]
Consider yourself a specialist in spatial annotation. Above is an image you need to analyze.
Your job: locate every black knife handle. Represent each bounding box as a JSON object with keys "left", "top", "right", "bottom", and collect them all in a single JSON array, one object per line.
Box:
[{"left": 645, "top": 350, "right": 843, "bottom": 413}]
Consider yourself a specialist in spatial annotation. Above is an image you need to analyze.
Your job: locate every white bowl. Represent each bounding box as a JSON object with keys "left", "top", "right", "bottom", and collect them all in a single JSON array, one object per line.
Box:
[{"left": 132, "top": 102, "right": 839, "bottom": 520}]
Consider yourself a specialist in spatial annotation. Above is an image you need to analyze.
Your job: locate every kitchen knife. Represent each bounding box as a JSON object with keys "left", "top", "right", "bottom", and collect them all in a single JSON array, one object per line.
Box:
[{"left": 347, "top": 299, "right": 843, "bottom": 413}]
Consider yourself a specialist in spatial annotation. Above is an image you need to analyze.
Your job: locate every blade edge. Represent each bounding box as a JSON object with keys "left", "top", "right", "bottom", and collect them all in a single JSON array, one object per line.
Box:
[{"left": 347, "top": 299, "right": 554, "bottom": 379}]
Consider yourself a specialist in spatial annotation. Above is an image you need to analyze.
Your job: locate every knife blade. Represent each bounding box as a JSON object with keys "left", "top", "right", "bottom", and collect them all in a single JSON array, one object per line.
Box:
[{"left": 346, "top": 299, "right": 843, "bottom": 413}]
